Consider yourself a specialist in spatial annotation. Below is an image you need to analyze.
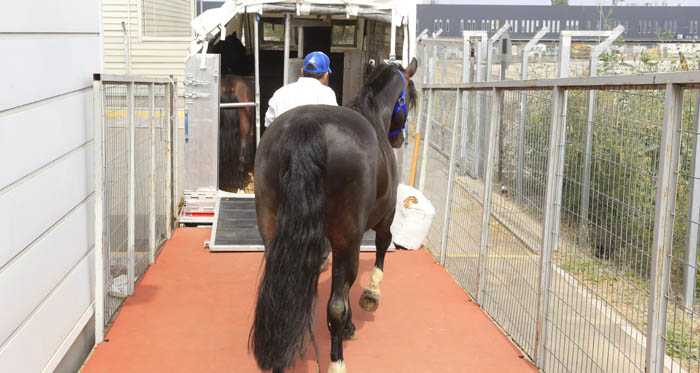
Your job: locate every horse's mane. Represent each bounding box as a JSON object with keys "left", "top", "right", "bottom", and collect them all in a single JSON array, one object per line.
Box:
[{"left": 346, "top": 63, "right": 417, "bottom": 119}]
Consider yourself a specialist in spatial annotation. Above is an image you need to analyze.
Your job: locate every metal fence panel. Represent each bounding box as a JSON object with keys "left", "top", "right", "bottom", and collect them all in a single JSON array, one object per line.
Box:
[
  {"left": 102, "top": 82, "right": 131, "bottom": 326},
  {"left": 416, "top": 67, "right": 700, "bottom": 372},
  {"left": 94, "top": 75, "right": 174, "bottom": 338}
]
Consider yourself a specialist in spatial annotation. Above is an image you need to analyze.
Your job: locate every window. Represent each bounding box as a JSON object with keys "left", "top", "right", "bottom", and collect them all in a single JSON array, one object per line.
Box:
[
  {"left": 446, "top": 19, "right": 450, "bottom": 32},
  {"left": 331, "top": 21, "right": 357, "bottom": 47},
  {"left": 262, "top": 18, "right": 285, "bottom": 43},
  {"left": 439, "top": 19, "right": 443, "bottom": 31},
  {"left": 556, "top": 20, "right": 560, "bottom": 32},
  {"left": 434, "top": 19, "right": 438, "bottom": 32},
  {"left": 575, "top": 20, "right": 579, "bottom": 30},
  {"left": 141, "top": 0, "right": 192, "bottom": 37}
]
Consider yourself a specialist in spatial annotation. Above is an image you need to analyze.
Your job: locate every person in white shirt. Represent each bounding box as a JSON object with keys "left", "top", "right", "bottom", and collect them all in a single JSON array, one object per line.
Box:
[
  {"left": 264, "top": 51, "right": 338, "bottom": 127},
  {"left": 263, "top": 51, "right": 337, "bottom": 272}
]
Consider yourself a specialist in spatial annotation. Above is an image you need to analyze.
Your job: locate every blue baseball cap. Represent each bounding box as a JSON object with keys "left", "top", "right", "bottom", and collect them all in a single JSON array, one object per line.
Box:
[{"left": 303, "top": 51, "right": 332, "bottom": 74}]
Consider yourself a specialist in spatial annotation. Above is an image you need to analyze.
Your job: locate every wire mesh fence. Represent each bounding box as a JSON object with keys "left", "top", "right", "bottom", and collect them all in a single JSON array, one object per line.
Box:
[
  {"left": 94, "top": 75, "right": 174, "bottom": 334},
  {"left": 415, "top": 70, "right": 700, "bottom": 372}
]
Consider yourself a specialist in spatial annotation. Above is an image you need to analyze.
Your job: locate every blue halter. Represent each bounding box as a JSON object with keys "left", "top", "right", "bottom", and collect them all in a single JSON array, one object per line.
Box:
[{"left": 388, "top": 69, "right": 408, "bottom": 139}]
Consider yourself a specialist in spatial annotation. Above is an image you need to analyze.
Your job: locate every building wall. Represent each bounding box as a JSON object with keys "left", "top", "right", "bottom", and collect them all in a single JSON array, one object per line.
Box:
[
  {"left": 0, "top": 1, "right": 102, "bottom": 372},
  {"left": 418, "top": 4, "right": 700, "bottom": 42},
  {"left": 103, "top": 0, "right": 193, "bottom": 92}
]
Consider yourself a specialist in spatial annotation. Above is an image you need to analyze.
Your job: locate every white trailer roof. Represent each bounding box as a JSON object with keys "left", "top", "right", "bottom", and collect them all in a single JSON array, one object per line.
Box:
[{"left": 189, "top": 0, "right": 416, "bottom": 55}]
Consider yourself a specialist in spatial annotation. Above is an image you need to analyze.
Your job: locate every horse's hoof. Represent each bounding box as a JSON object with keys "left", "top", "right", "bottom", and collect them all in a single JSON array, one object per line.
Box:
[
  {"left": 343, "top": 322, "right": 357, "bottom": 341},
  {"left": 328, "top": 360, "right": 346, "bottom": 373},
  {"left": 359, "top": 289, "right": 379, "bottom": 311}
]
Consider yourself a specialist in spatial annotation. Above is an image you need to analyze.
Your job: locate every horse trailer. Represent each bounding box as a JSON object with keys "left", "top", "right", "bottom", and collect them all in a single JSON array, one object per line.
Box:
[{"left": 179, "top": 0, "right": 417, "bottom": 251}]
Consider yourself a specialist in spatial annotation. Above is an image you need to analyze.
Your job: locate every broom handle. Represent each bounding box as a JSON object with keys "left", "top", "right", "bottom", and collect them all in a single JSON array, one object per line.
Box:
[{"left": 408, "top": 133, "right": 422, "bottom": 187}]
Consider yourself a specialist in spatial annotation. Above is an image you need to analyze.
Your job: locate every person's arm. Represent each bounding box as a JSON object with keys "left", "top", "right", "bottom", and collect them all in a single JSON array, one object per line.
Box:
[{"left": 264, "top": 95, "right": 277, "bottom": 127}]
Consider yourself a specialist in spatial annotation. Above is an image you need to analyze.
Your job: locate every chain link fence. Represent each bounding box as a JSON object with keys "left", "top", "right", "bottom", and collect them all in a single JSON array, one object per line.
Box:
[{"left": 93, "top": 75, "right": 175, "bottom": 337}]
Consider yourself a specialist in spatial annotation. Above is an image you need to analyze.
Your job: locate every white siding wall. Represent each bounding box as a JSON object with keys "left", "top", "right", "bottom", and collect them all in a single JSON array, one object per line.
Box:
[
  {"left": 0, "top": 1, "right": 101, "bottom": 372},
  {"left": 103, "top": 0, "right": 192, "bottom": 91}
]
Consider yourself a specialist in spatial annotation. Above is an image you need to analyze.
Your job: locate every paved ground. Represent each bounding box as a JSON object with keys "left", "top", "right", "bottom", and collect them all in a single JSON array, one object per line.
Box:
[{"left": 82, "top": 227, "right": 537, "bottom": 373}]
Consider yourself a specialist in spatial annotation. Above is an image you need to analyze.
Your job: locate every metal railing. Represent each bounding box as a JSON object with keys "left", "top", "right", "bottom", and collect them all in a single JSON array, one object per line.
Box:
[
  {"left": 415, "top": 71, "right": 700, "bottom": 373},
  {"left": 93, "top": 74, "right": 176, "bottom": 342}
]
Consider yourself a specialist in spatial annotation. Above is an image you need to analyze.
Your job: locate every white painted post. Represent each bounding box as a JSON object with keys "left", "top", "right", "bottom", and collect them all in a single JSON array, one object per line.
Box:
[
  {"left": 169, "top": 79, "right": 177, "bottom": 232},
  {"left": 149, "top": 83, "right": 156, "bottom": 264},
  {"left": 93, "top": 78, "right": 105, "bottom": 343},
  {"left": 647, "top": 83, "right": 684, "bottom": 373},
  {"left": 298, "top": 26, "right": 304, "bottom": 57},
  {"left": 477, "top": 88, "right": 503, "bottom": 302},
  {"left": 390, "top": 10, "right": 397, "bottom": 61},
  {"left": 283, "top": 14, "right": 291, "bottom": 85},
  {"left": 254, "top": 14, "right": 261, "bottom": 146},
  {"left": 402, "top": 23, "right": 409, "bottom": 67},
  {"left": 127, "top": 81, "right": 135, "bottom": 296},
  {"left": 535, "top": 86, "right": 567, "bottom": 366}
]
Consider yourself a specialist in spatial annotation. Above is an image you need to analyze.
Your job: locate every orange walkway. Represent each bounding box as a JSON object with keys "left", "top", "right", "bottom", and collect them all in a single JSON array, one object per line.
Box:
[{"left": 82, "top": 228, "right": 537, "bottom": 373}]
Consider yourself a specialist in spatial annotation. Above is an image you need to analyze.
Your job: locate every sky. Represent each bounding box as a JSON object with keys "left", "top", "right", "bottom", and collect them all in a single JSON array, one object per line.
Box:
[{"left": 436, "top": 0, "right": 699, "bottom": 5}]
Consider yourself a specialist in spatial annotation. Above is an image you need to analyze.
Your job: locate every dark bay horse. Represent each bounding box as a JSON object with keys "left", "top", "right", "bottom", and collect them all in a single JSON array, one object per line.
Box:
[
  {"left": 250, "top": 58, "right": 418, "bottom": 373},
  {"left": 219, "top": 75, "right": 254, "bottom": 191}
]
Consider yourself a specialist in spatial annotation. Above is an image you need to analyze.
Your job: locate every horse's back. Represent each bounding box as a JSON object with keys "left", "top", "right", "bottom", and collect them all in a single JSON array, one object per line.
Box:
[{"left": 256, "top": 105, "right": 380, "bottom": 235}]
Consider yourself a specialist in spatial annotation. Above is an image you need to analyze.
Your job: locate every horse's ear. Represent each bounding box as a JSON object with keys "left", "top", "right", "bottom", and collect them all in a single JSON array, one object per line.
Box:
[{"left": 405, "top": 58, "right": 418, "bottom": 78}]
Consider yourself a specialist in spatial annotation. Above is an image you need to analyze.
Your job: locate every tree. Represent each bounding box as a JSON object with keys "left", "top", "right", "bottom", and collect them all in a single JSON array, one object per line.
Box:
[{"left": 552, "top": 0, "right": 569, "bottom": 5}]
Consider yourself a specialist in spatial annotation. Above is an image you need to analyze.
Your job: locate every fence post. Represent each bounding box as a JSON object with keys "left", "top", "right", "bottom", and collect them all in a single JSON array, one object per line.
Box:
[
  {"left": 93, "top": 77, "right": 105, "bottom": 343},
  {"left": 167, "top": 78, "right": 175, "bottom": 239},
  {"left": 477, "top": 88, "right": 502, "bottom": 302},
  {"left": 535, "top": 85, "right": 566, "bottom": 366},
  {"left": 550, "top": 33, "right": 571, "bottom": 254},
  {"left": 683, "top": 93, "right": 700, "bottom": 309},
  {"left": 418, "top": 88, "right": 434, "bottom": 193},
  {"left": 149, "top": 83, "right": 156, "bottom": 264},
  {"left": 439, "top": 90, "right": 462, "bottom": 266},
  {"left": 578, "top": 58, "right": 598, "bottom": 248},
  {"left": 517, "top": 27, "right": 548, "bottom": 203},
  {"left": 475, "top": 37, "right": 486, "bottom": 177},
  {"left": 459, "top": 33, "right": 471, "bottom": 175},
  {"left": 127, "top": 81, "right": 136, "bottom": 296},
  {"left": 254, "top": 14, "right": 261, "bottom": 146},
  {"left": 579, "top": 25, "right": 625, "bottom": 249},
  {"left": 647, "top": 83, "right": 684, "bottom": 373}
]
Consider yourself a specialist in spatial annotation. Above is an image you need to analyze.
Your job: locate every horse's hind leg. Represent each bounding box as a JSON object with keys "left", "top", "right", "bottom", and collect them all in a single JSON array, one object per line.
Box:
[
  {"left": 327, "top": 235, "right": 361, "bottom": 373},
  {"left": 359, "top": 212, "right": 394, "bottom": 312}
]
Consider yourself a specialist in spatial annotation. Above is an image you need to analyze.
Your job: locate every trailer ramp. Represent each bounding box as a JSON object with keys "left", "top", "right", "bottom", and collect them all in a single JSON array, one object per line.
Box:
[{"left": 208, "top": 194, "right": 387, "bottom": 252}]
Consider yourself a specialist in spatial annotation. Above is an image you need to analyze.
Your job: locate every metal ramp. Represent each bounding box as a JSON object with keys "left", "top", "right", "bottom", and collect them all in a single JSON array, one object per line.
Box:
[{"left": 208, "top": 193, "right": 388, "bottom": 252}]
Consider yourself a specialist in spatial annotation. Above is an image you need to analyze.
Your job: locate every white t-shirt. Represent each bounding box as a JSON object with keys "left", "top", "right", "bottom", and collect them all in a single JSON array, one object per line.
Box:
[{"left": 264, "top": 77, "right": 338, "bottom": 127}]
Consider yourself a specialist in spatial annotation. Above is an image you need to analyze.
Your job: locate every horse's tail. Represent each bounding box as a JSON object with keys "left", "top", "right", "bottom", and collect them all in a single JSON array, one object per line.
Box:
[
  {"left": 219, "top": 86, "right": 242, "bottom": 189},
  {"left": 251, "top": 121, "right": 327, "bottom": 371}
]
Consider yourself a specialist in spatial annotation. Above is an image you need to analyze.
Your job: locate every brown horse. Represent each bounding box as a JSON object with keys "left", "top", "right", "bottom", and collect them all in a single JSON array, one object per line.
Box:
[
  {"left": 219, "top": 75, "right": 254, "bottom": 191},
  {"left": 250, "top": 58, "right": 418, "bottom": 373}
]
